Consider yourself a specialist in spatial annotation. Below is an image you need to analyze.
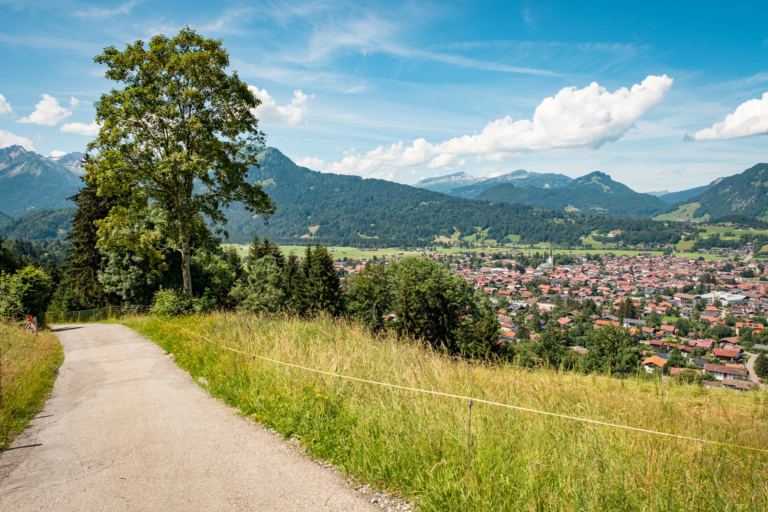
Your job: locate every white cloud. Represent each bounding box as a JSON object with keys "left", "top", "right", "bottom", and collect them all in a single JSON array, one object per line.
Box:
[
  {"left": 691, "top": 92, "right": 768, "bottom": 140},
  {"left": 17, "top": 94, "right": 73, "bottom": 126},
  {"left": 248, "top": 86, "right": 312, "bottom": 125},
  {"left": 73, "top": 0, "right": 141, "bottom": 18},
  {"left": 309, "top": 75, "right": 673, "bottom": 178},
  {"left": 60, "top": 120, "right": 101, "bottom": 136},
  {"left": 50, "top": 150, "right": 67, "bottom": 158},
  {"left": 0, "top": 93, "right": 12, "bottom": 115},
  {"left": 294, "top": 156, "right": 326, "bottom": 170},
  {"left": 0, "top": 130, "right": 35, "bottom": 151}
]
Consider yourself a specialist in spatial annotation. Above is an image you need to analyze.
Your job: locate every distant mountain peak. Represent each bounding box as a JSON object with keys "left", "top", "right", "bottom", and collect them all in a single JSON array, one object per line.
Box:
[{"left": 0, "top": 145, "right": 29, "bottom": 159}]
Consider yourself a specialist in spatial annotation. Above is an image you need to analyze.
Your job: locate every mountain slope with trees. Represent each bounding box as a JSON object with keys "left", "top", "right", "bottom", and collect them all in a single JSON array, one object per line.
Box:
[
  {"left": 678, "top": 164, "right": 768, "bottom": 219},
  {"left": 222, "top": 149, "right": 686, "bottom": 247},
  {"left": 475, "top": 171, "right": 671, "bottom": 218}
]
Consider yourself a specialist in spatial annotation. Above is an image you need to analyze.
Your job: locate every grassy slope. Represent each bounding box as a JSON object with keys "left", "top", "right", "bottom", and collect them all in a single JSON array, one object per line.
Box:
[
  {"left": 0, "top": 322, "right": 63, "bottom": 451},
  {"left": 125, "top": 313, "right": 768, "bottom": 511},
  {"left": 655, "top": 202, "right": 710, "bottom": 222}
]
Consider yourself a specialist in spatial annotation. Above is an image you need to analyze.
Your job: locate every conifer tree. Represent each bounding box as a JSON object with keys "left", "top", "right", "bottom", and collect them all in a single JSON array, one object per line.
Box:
[
  {"left": 284, "top": 252, "right": 300, "bottom": 307},
  {"left": 303, "top": 244, "right": 344, "bottom": 316},
  {"left": 468, "top": 311, "right": 503, "bottom": 360},
  {"left": 248, "top": 233, "right": 285, "bottom": 268},
  {"left": 64, "top": 179, "right": 120, "bottom": 307}
]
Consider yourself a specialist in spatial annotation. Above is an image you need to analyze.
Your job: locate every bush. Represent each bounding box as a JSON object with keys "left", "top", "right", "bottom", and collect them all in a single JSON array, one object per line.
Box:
[
  {"left": 0, "top": 266, "right": 53, "bottom": 321},
  {"left": 151, "top": 288, "right": 194, "bottom": 317},
  {"left": 755, "top": 353, "right": 768, "bottom": 379},
  {"left": 152, "top": 288, "right": 217, "bottom": 317},
  {"left": 675, "top": 369, "right": 702, "bottom": 385}
]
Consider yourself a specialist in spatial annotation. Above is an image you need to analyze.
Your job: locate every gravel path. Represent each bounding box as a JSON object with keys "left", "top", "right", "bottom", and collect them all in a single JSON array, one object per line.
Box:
[{"left": 0, "top": 323, "right": 376, "bottom": 511}]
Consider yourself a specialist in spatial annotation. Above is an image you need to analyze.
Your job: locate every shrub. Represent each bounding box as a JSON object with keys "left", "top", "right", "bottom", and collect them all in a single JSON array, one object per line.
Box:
[
  {"left": 675, "top": 369, "right": 702, "bottom": 385},
  {"left": 151, "top": 288, "right": 194, "bottom": 317},
  {"left": 152, "top": 288, "right": 217, "bottom": 317},
  {"left": 0, "top": 266, "right": 53, "bottom": 321}
]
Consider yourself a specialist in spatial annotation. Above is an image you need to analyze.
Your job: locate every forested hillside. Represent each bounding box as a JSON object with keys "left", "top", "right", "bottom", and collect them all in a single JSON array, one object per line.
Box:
[
  {"left": 220, "top": 149, "right": 686, "bottom": 246},
  {"left": 657, "top": 164, "right": 768, "bottom": 221},
  {"left": 691, "top": 164, "right": 768, "bottom": 218},
  {"left": 0, "top": 209, "right": 74, "bottom": 240},
  {"left": 476, "top": 171, "right": 671, "bottom": 218}
]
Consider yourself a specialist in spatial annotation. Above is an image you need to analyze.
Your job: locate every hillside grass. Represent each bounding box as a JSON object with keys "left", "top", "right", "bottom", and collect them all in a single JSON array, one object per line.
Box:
[
  {"left": 655, "top": 202, "right": 709, "bottom": 222},
  {"left": 124, "top": 313, "right": 768, "bottom": 511},
  {"left": 0, "top": 321, "right": 63, "bottom": 451}
]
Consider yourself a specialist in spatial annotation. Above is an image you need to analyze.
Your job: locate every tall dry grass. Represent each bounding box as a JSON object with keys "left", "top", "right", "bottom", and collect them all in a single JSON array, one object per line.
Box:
[
  {"left": 0, "top": 321, "right": 63, "bottom": 451},
  {"left": 125, "top": 312, "right": 768, "bottom": 511}
]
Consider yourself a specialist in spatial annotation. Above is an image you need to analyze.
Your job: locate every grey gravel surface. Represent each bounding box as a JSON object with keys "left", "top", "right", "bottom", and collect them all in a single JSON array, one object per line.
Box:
[{"left": 0, "top": 323, "right": 376, "bottom": 511}]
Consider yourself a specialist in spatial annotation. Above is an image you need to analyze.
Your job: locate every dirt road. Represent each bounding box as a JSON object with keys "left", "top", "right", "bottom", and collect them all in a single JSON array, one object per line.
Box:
[{"left": 0, "top": 323, "right": 375, "bottom": 511}]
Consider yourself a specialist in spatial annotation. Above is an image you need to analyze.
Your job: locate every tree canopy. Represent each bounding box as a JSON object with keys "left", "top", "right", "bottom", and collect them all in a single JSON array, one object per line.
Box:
[{"left": 86, "top": 28, "right": 274, "bottom": 295}]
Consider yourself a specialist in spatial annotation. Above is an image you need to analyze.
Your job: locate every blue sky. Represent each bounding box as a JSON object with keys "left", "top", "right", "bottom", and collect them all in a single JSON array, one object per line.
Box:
[{"left": 1, "top": 0, "right": 767, "bottom": 192}]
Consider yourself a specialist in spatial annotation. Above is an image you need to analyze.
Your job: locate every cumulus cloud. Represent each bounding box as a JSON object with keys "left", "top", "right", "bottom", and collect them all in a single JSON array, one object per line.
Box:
[
  {"left": 691, "top": 92, "right": 768, "bottom": 140},
  {"left": 294, "top": 156, "right": 326, "bottom": 170},
  {"left": 60, "top": 120, "right": 102, "bottom": 136},
  {"left": 17, "top": 94, "right": 77, "bottom": 126},
  {"left": 0, "top": 130, "right": 35, "bottom": 151},
  {"left": 50, "top": 150, "right": 67, "bottom": 158},
  {"left": 248, "top": 86, "right": 312, "bottom": 125},
  {"left": 0, "top": 93, "right": 12, "bottom": 115},
  {"left": 307, "top": 75, "right": 673, "bottom": 178}
]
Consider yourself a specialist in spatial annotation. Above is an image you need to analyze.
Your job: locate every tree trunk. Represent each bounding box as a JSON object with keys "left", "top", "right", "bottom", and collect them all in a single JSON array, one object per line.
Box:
[
  {"left": 181, "top": 237, "right": 192, "bottom": 296},
  {"left": 179, "top": 206, "right": 193, "bottom": 296}
]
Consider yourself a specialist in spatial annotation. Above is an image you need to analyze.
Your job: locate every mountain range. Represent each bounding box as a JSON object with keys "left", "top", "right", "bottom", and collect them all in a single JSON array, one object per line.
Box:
[
  {"left": 414, "top": 169, "right": 573, "bottom": 198},
  {"left": 0, "top": 144, "right": 763, "bottom": 244},
  {"left": 220, "top": 149, "right": 685, "bottom": 246},
  {"left": 474, "top": 171, "right": 671, "bottom": 218},
  {"left": 0, "top": 146, "right": 83, "bottom": 217}
]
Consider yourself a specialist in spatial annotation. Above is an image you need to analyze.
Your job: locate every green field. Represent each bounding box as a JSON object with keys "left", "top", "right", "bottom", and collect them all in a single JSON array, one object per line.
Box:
[
  {"left": 224, "top": 244, "right": 728, "bottom": 262},
  {"left": 699, "top": 226, "right": 768, "bottom": 239}
]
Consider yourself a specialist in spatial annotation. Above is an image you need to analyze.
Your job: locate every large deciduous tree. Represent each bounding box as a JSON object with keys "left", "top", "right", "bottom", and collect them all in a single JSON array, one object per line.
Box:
[{"left": 85, "top": 28, "right": 274, "bottom": 295}]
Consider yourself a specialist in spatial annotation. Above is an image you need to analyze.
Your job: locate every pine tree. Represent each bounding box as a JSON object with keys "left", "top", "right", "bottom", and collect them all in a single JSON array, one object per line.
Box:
[
  {"left": 304, "top": 243, "right": 344, "bottom": 316},
  {"left": 469, "top": 311, "right": 502, "bottom": 360},
  {"left": 284, "top": 252, "right": 300, "bottom": 308},
  {"left": 64, "top": 179, "right": 120, "bottom": 307},
  {"left": 248, "top": 233, "right": 285, "bottom": 268}
]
